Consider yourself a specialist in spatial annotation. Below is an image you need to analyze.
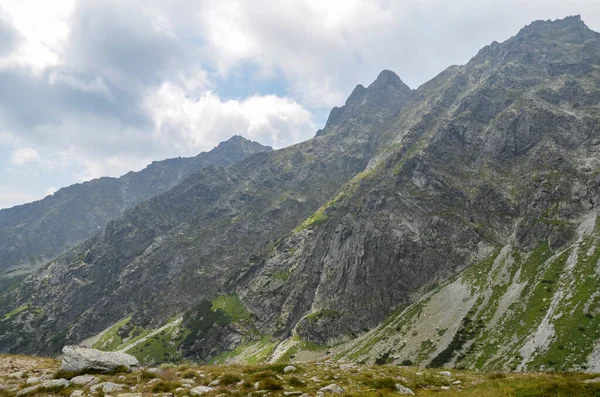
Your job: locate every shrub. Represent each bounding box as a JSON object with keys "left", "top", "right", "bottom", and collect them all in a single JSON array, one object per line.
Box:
[
  {"left": 152, "top": 381, "right": 180, "bottom": 393},
  {"left": 139, "top": 370, "right": 158, "bottom": 381},
  {"left": 369, "top": 377, "right": 397, "bottom": 390},
  {"left": 258, "top": 378, "right": 284, "bottom": 390},
  {"left": 288, "top": 376, "right": 305, "bottom": 387},
  {"left": 220, "top": 373, "right": 242, "bottom": 385},
  {"left": 251, "top": 370, "right": 277, "bottom": 382}
]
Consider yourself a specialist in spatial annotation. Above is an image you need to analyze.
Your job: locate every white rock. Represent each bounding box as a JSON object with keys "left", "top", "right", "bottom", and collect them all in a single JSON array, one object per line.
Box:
[
  {"left": 319, "top": 384, "right": 344, "bottom": 394},
  {"left": 71, "top": 375, "right": 100, "bottom": 386},
  {"left": 102, "top": 382, "right": 125, "bottom": 393},
  {"left": 16, "top": 378, "right": 70, "bottom": 396},
  {"left": 60, "top": 345, "right": 140, "bottom": 374},
  {"left": 452, "top": 380, "right": 462, "bottom": 385},
  {"left": 145, "top": 378, "right": 161, "bottom": 386},
  {"left": 70, "top": 391, "right": 84, "bottom": 397},
  {"left": 395, "top": 384, "right": 415, "bottom": 395},
  {"left": 208, "top": 379, "right": 221, "bottom": 387},
  {"left": 441, "top": 386, "right": 450, "bottom": 390},
  {"left": 439, "top": 371, "right": 452, "bottom": 377},
  {"left": 254, "top": 381, "right": 260, "bottom": 389},
  {"left": 190, "top": 385, "right": 215, "bottom": 395},
  {"left": 25, "top": 377, "right": 42, "bottom": 384},
  {"left": 283, "top": 365, "right": 297, "bottom": 373},
  {"left": 89, "top": 382, "right": 106, "bottom": 393},
  {"left": 9, "top": 371, "right": 25, "bottom": 379}
]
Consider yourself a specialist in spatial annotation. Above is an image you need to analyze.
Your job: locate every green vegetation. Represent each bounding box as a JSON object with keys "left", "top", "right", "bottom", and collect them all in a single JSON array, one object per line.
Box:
[
  {"left": 294, "top": 208, "right": 329, "bottom": 232},
  {"left": 209, "top": 335, "right": 278, "bottom": 365},
  {"left": 305, "top": 309, "right": 342, "bottom": 322},
  {"left": 211, "top": 294, "right": 252, "bottom": 322},
  {"left": 273, "top": 270, "right": 292, "bottom": 281},
  {"left": 2, "top": 303, "right": 29, "bottom": 320},
  {"left": 275, "top": 339, "right": 328, "bottom": 363},
  {"left": 92, "top": 316, "right": 131, "bottom": 351},
  {"left": 126, "top": 326, "right": 184, "bottom": 366},
  {"left": 429, "top": 307, "right": 484, "bottom": 368}
]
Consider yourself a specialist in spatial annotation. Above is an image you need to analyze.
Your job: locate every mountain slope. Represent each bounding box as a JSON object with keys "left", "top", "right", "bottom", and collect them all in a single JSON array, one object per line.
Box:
[
  {"left": 0, "top": 71, "right": 414, "bottom": 357},
  {"left": 0, "top": 136, "right": 271, "bottom": 281},
  {"left": 2, "top": 16, "right": 600, "bottom": 371},
  {"left": 238, "top": 15, "right": 600, "bottom": 350}
]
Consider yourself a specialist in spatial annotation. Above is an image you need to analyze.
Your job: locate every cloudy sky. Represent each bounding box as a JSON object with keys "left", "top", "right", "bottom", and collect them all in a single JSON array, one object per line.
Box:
[{"left": 0, "top": 0, "right": 599, "bottom": 209}]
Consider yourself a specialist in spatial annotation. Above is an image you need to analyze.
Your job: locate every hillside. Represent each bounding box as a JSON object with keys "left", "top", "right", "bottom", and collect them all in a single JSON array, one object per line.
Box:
[
  {"left": 0, "top": 136, "right": 270, "bottom": 285},
  {"left": 1, "top": 15, "right": 600, "bottom": 372}
]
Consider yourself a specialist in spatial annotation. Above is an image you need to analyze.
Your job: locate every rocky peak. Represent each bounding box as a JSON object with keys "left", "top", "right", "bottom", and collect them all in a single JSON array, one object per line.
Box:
[
  {"left": 369, "top": 69, "right": 412, "bottom": 94},
  {"left": 213, "top": 135, "right": 273, "bottom": 153},
  {"left": 469, "top": 15, "right": 600, "bottom": 74},
  {"left": 319, "top": 70, "right": 413, "bottom": 135},
  {"left": 516, "top": 15, "right": 589, "bottom": 39}
]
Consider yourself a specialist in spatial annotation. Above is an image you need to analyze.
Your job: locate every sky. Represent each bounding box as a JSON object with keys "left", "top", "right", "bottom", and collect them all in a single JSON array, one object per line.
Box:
[{"left": 0, "top": 0, "right": 599, "bottom": 209}]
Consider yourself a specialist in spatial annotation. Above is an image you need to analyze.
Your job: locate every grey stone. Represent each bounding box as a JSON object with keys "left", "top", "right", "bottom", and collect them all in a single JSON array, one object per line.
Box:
[
  {"left": 9, "top": 371, "right": 24, "bottom": 379},
  {"left": 283, "top": 365, "right": 297, "bottom": 373},
  {"left": 70, "top": 375, "right": 99, "bottom": 386},
  {"left": 59, "top": 346, "right": 140, "bottom": 374},
  {"left": 16, "top": 378, "right": 70, "bottom": 396},
  {"left": 190, "top": 385, "right": 215, "bottom": 395},
  {"left": 395, "top": 384, "right": 416, "bottom": 395},
  {"left": 102, "top": 382, "right": 125, "bottom": 393},
  {"left": 439, "top": 371, "right": 452, "bottom": 377},
  {"left": 319, "top": 384, "right": 344, "bottom": 394}
]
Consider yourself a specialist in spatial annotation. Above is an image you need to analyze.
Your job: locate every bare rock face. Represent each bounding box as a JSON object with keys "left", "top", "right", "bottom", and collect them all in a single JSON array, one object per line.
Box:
[{"left": 59, "top": 346, "right": 140, "bottom": 374}]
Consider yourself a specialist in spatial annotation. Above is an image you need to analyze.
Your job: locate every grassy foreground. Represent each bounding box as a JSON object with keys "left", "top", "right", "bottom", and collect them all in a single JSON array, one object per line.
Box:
[{"left": 2, "top": 354, "right": 600, "bottom": 396}]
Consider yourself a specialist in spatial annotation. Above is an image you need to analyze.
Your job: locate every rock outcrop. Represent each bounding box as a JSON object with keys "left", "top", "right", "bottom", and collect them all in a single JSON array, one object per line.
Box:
[{"left": 59, "top": 346, "right": 140, "bottom": 374}]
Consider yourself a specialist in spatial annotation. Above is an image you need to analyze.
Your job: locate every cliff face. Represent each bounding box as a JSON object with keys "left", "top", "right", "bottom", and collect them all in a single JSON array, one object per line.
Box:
[
  {"left": 0, "top": 136, "right": 271, "bottom": 280},
  {"left": 2, "top": 16, "right": 600, "bottom": 371}
]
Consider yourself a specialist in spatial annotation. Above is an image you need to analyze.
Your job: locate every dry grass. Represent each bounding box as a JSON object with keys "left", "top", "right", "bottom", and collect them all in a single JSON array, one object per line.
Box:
[{"left": 1, "top": 354, "right": 600, "bottom": 397}]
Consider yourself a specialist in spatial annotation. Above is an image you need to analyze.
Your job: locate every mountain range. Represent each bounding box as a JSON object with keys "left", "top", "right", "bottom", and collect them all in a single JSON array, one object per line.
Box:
[
  {"left": 0, "top": 135, "right": 270, "bottom": 289},
  {"left": 1, "top": 15, "right": 600, "bottom": 372}
]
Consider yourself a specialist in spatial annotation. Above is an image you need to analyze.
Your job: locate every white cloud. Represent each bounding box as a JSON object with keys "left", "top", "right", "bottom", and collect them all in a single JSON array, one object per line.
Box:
[
  {"left": 0, "top": 0, "right": 75, "bottom": 73},
  {"left": 144, "top": 83, "right": 316, "bottom": 150},
  {"left": 11, "top": 147, "right": 41, "bottom": 166},
  {"left": 45, "top": 186, "right": 57, "bottom": 196},
  {"left": 1, "top": 0, "right": 600, "bottom": 209},
  {"left": 48, "top": 72, "right": 111, "bottom": 98}
]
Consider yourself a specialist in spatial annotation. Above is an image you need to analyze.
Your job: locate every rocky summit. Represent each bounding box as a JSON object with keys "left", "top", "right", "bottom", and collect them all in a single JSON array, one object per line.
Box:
[{"left": 1, "top": 15, "right": 600, "bottom": 375}]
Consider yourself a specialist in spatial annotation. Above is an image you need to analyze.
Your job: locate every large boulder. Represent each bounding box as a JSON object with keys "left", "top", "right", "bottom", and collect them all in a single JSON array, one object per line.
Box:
[{"left": 59, "top": 345, "right": 140, "bottom": 374}]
